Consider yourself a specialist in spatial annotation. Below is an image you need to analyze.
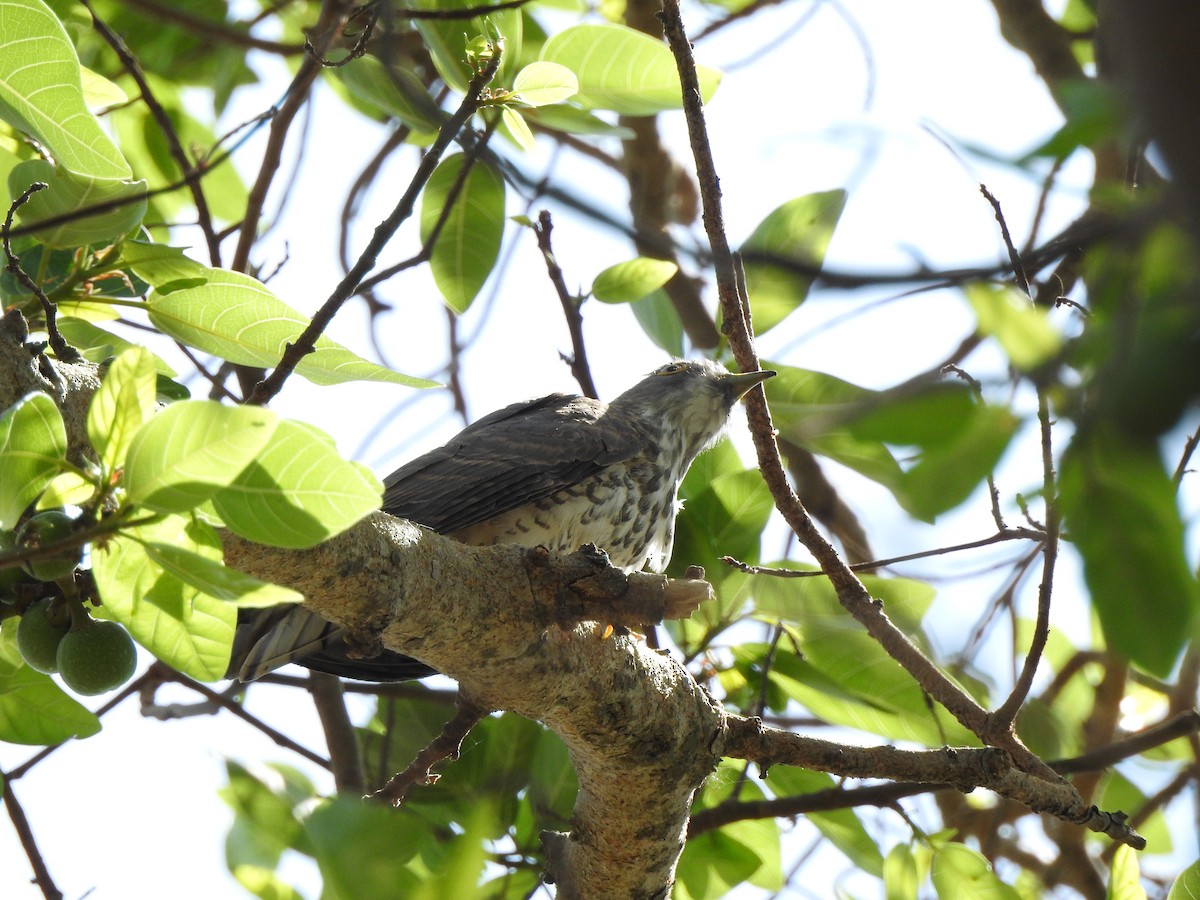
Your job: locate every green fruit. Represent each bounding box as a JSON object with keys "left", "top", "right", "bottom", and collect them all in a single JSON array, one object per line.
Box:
[
  {"left": 17, "top": 599, "right": 70, "bottom": 673},
  {"left": 17, "top": 510, "right": 81, "bottom": 581},
  {"left": 57, "top": 620, "right": 138, "bottom": 695}
]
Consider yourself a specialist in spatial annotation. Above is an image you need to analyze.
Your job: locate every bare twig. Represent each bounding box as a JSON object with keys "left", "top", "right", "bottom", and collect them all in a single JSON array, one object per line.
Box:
[
  {"left": 356, "top": 116, "right": 500, "bottom": 296},
  {"left": 3, "top": 183, "right": 80, "bottom": 363},
  {"left": 247, "top": 53, "right": 503, "bottom": 405},
  {"left": 159, "top": 667, "right": 331, "bottom": 769},
  {"left": 111, "top": 0, "right": 306, "bottom": 55},
  {"left": 658, "top": 0, "right": 1064, "bottom": 785},
  {"left": 372, "top": 693, "right": 493, "bottom": 804},
  {"left": 722, "top": 716, "right": 1145, "bottom": 848},
  {"left": 231, "top": 1, "right": 351, "bottom": 274},
  {"left": 533, "top": 210, "right": 598, "bottom": 398},
  {"left": 309, "top": 671, "right": 366, "bottom": 794},
  {"left": 2, "top": 780, "right": 63, "bottom": 900},
  {"left": 990, "top": 389, "right": 1059, "bottom": 729},
  {"left": 979, "top": 183, "right": 1030, "bottom": 296},
  {"left": 81, "top": 0, "right": 222, "bottom": 265},
  {"left": 723, "top": 527, "right": 1045, "bottom": 576}
]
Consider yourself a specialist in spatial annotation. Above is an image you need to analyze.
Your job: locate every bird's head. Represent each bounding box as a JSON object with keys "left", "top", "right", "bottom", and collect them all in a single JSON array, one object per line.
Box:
[{"left": 612, "top": 359, "right": 776, "bottom": 465}]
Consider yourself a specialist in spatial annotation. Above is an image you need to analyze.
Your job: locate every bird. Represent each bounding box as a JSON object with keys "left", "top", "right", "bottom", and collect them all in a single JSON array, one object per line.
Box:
[{"left": 228, "top": 359, "right": 775, "bottom": 682}]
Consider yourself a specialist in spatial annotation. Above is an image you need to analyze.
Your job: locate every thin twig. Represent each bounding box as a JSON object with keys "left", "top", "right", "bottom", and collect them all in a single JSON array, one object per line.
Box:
[
  {"left": 372, "top": 692, "right": 492, "bottom": 804},
  {"left": 3, "top": 183, "right": 80, "bottom": 362},
  {"left": 112, "top": 0, "right": 306, "bottom": 55},
  {"left": 356, "top": 116, "right": 500, "bottom": 295},
  {"left": 80, "top": 0, "right": 222, "bottom": 265},
  {"left": 1172, "top": 427, "right": 1200, "bottom": 486},
  {"left": 231, "top": 1, "right": 347, "bottom": 274},
  {"left": 980, "top": 183, "right": 1030, "bottom": 296},
  {"left": 160, "top": 667, "right": 331, "bottom": 769},
  {"left": 247, "top": 52, "right": 503, "bottom": 404},
  {"left": 533, "top": 210, "right": 598, "bottom": 398},
  {"left": 1050, "top": 709, "right": 1200, "bottom": 775},
  {"left": 722, "top": 528, "right": 1044, "bottom": 576},
  {"left": 991, "top": 388, "right": 1059, "bottom": 729},
  {"left": 658, "top": 0, "right": 1060, "bottom": 783},
  {"left": 2, "top": 780, "right": 63, "bottom": 900}
]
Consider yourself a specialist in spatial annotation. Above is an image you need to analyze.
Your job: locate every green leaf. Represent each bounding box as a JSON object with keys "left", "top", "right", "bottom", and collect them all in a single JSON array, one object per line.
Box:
[
  {"left": 500, "top": 106, "right": 535, "bottom": 151},
  {"left": 116, "top": 239, "right": 210, "bottom": 288},
  {"left": 331, "top": 54, "right": 446, "bottom": 133},
  {"left": 147, "top": 268, "right": 437, "bottom": 388},
  {"left": 87, "top": 346, "right": 159, "bottom": 474},
  {"left": 0, "top": 0, "right": 131, "bottom": 179},
  {"left": 140, "top": 542, "right": 302, "bottom": 608},
  {"left": 931, "top": 843, "right": 1022, "bottom": 899},
  {"left": 678, "top": 763, "right": 780, "bottom": 899},
  {"left": 540, "top": 24, "right": 721, "bottom": 115},
  {"left": 36, "top": 470, "right": 95, "bottom": 508},
  {"left": 78, "top": 65, "right": 127, "bottom": 110},
  {"left": 765, "top": 767, "right": 885, "bottom": 876},
  {"left": 210, "top": 419, "right": 383, "bottom": 549},
  {"left": 124, "top": 400, "right": 279, "bottom": 512},
  {"left": 0, "top": 643, "right": 101, "bottom": 744},
  {"left": 221, "top": 761, "right": 313, "bottom": 871},
  {"left": 1167, "top": 860, "right": 1200, "bottom": 900},
  {"left": 740, "top": 190, "right": 846, "bottom": 333},
  {"left": 630, "top": 288, "right": 684, "bottom": 356},
  {"left": 0, "top": 392, "right": 67, "bottom": 530},
  {"left": 524, "top": 103, "right": 634, "bottom": 138},
  {"left": 885, "top": 843, "right": 921, "bottom": 900},
  {"left": 91, "top": 514, "right": 235, "bottom": 680},
  {"left": 57, "top": 318, "right": 178, "bottom": 375},
  {"left": 592, "top": 258, "right": 678, "bottom": 303},
  {"left": 420, "top": 154, "right": 506, "bottom": 314},
  {"left": 673, "top": 461, "right": 774, "bottom": 588},
  {"left": 1104, "top": 844, "right": 1142, "bottom": 900},
  {"left": 305, "top": 798, "right": 433, "bottom": 898},
  {"left": 965, "top": 282, "right": 1062, "bottom": 370},
  {"left": 230, "top": 865, "right": 304, "bottom": 900},
  {"left": 676, "top": 820, "right": 780, "bottom": 900},
  {"left": 764, "top": 365, "right": 904, "bottom": 490},
  {"left": 513, "top": 61, "right": 578, "bottom": 106},
  {"left": 740, "top": 589, "right": 977, "bottom": 747},
  {"left": 1060, "top": 430, "right": 1199, "bottom": 676},
  {"left": 412, "top": 6, "right": 523, "bottom": 93},
  {"left": 884, "top": 404, "right": 1018, "bottom": 521},
  {"left": 766, "top": 366, "right": 1018, "bottom": 521},
  {"left": 8, "top": 160, "right": 146, "bottom": 247}
]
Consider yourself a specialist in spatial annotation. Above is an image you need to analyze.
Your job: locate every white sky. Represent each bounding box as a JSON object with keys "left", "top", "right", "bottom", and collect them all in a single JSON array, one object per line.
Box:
[{"left": 4, "top": 1, "right": 1192, "bottom": 898}]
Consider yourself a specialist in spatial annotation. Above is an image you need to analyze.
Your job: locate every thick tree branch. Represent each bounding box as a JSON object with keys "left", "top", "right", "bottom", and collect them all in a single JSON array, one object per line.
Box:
[{"left": 221, "top": 520, "right": 721, "bottom": 897}]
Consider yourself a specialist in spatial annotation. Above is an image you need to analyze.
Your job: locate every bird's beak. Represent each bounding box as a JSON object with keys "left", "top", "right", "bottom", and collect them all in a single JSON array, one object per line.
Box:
[{"left": 722, "top": 369, "right": 776, "bottom": 401}]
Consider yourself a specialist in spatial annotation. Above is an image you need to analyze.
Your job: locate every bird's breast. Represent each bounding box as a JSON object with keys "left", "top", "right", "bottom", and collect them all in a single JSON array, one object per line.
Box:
[{"left": 447, "top": 460, "right": 680, "bottom": 572}]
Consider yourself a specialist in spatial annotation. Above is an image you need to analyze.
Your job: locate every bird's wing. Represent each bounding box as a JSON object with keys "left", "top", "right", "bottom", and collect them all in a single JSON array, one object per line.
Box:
[{"left": 382, "top": 393, "right": 649, "bottom": 534}]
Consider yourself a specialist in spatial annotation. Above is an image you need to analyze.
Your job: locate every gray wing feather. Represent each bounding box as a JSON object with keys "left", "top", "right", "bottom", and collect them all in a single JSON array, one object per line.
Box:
[
  {"left": 382, "top": 393, "right": 647, "bottom": 533},
  {"left": 230, "top": 392, "right": 646, "bottom": 683}
]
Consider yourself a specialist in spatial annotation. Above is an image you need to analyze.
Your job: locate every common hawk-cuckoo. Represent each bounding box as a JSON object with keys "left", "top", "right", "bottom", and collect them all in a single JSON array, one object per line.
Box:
[{"left": 229, "top": 359, "right": 774, "bottom": 682}]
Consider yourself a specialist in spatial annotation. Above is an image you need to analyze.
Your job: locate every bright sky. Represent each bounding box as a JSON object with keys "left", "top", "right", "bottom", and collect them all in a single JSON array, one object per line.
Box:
[{"left": 6, "top": 2, "right": 1181, "bottom": 899}]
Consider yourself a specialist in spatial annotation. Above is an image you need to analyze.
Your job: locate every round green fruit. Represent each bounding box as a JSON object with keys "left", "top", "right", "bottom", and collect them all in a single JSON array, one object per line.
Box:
[
  {"left": 57, "top": 620, "right": 138, "bottom": 696},
  {"left": 17, "top": 599, "right": 70, "bottom": 673},
  {"left": 17, "top": 510, "right": 81, "bottom": 581}
]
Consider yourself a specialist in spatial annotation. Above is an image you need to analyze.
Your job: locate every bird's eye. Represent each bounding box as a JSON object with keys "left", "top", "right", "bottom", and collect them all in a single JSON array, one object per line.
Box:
[{"left": 656, "top": 362, "right": 687, "bottom": 376}]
